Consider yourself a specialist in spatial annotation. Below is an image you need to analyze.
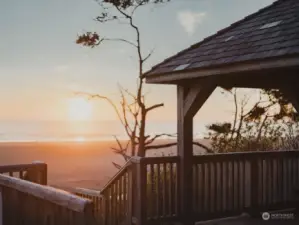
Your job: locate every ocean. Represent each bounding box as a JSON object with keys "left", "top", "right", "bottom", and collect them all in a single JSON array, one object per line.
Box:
[{"left": 0, "top": 120, "right": 206, "bottom": 142}]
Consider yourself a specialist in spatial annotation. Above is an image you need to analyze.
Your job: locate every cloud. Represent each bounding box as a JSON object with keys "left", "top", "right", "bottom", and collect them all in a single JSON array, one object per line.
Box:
[{"left": 177, "top": 11, "right": 206, "bottom": 35}]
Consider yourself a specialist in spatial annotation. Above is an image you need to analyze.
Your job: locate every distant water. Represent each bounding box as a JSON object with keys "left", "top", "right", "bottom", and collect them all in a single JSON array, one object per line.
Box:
[{"left": 0, "top": 120, "right": 206, "bottom": 142}]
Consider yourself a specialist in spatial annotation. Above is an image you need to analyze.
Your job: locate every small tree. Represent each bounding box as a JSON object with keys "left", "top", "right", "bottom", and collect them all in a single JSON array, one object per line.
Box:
[
  {"left": 76, "top": 0, "right": 211, "bottom": 168},
  {"left": 206, "top": 88, "right": 299, "bottom": 153}
]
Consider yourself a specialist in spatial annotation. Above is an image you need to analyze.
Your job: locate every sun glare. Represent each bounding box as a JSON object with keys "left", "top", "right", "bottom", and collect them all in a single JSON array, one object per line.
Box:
[
  {"left": 68, "top": 97, "right": 92, "bottom": 121},
  {"left": 75, "top": 136, "right": 86, "bottom": 142}
]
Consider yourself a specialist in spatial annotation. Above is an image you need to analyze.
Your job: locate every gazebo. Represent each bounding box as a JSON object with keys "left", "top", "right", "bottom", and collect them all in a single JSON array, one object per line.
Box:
[{"left": 144, "top": 0, "right": 299, "bottom": 223}]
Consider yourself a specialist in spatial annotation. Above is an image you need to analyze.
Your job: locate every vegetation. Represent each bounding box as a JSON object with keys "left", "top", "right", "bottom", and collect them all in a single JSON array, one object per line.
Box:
[{"left": 206, "top": 88, "right": 299, "bottom": 153}]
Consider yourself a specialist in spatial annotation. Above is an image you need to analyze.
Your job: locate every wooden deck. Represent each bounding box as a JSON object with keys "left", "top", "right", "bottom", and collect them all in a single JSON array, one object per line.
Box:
[{"left": 0, "top": 150, "right": 299, "bottom": 225}]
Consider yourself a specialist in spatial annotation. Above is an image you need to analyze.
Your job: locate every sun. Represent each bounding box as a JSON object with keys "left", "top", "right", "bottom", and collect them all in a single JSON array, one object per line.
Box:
[
  {"left": 75, "top": 136, "right": 86, "bottom": 142},
  {"left": 68, "top": 97, "right": 92, "bottom": 121}
]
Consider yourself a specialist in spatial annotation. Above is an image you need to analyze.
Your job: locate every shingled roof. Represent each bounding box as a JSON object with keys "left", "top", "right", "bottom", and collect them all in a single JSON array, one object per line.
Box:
[{"left": 145, "top": 0, "right": 299, "bottom": 82}]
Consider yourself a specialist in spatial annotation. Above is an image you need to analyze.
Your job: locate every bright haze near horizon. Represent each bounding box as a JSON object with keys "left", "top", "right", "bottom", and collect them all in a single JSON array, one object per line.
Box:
[{"left": 0, "top": 0, "right": 276, "bottom": 141}]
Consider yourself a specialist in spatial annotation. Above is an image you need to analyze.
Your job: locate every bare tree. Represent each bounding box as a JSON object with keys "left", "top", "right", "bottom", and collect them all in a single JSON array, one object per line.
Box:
[{"left": 76, "top": 0, "right": 212, "bottom": 167}]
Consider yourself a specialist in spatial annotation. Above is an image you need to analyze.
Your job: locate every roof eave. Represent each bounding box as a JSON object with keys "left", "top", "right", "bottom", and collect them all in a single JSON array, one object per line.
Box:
[{"left": 145, "top": 56, "right": 299, "bottom": 84}]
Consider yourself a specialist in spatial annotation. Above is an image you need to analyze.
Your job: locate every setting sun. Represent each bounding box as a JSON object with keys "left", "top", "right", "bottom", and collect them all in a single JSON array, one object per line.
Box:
[{"left": 68, "top": 97, "right": 92, "bottom": 121}]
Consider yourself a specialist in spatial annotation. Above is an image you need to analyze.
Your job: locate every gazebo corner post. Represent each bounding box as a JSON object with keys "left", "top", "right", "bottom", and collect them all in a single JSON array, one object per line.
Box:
[
  {"left": 177, "top": 84, "right": 194, "bottom": 225},
  {"left": 177, "top": 82, "right": 215, "bottom": 225}
]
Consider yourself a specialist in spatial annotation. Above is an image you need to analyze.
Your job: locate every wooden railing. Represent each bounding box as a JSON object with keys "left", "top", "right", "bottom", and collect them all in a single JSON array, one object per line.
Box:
[
  {"left": 76, "top": 160, "right": 132, "bottom": 225},
  {"left": 142, "top": 156, "right": 180, "bottom": 223},
  {"left": 74, "top": 151, "right": 299, "bottom": 225},
  {"left": 192, "top": 150, "right": 299, "bottom": 221},
  {"left": 0, "top": 161, "right": 47, "bottom": 185},
  {"left": 75, "top": 187, "right": 102, "bottom": 223},
  {"left": 0, "top": 174, "right": 96, "bottom": 225},
  {"left": 74, "top": 156, "right": 180, "bottom": 225}
]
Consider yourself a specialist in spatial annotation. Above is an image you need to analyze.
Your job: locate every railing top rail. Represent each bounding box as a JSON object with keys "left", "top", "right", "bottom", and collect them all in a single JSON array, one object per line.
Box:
[
  {"left": 75, "top": 187, "right": 101, "bottom": 197},
  {"left": 100, "top": 159, "right": 132, "bottom": 193},
  {"left": 193, "top": 150, "right": 299, "bottom": 162},
  {"left": 0, "top": 174, "right": 92, "bottom": 213},
  {"left": 0, "top": 162, "right": 46, "bottom": 173},
  {"left": 141, "top": 156, "right": 179, "bottom": 164}
]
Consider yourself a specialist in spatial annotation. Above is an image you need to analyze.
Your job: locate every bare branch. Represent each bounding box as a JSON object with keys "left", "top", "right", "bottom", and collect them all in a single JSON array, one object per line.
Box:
[
  {"left": 118, "top": 87, "right": 134, "bottom": 136},
  {"left": 146, "top": 103, "right": 164, "bottom": 112},
  {"left": 112, "top": 162, "right": 122, "bottom": 170},
  {"left": 118, "top": 84, "right": 138, "bottom": 101},
  {"left": 145, "top": 141, "right": 213, "bottom": 153},
  {"left": 131, "top": 0, "right": 148, "bottom": 16},
  {"left": 193, "top": 142, "right": 214, "bottom": 154},
  {"left": 76, "top": 91, "right": 126, "bottom": 125},
  {"left": 115, "top": 5, "right": 131, "bottom": 19},
  {"left": 142, "top": 48, "right": 155, "bottom": 62},
  {"left": 145, "top": 142, "right": 177, "bottom": 150},
  {"left": 111, "top": 136, "right": 131, "bottom": 161},
  {"left": 102, "top": 38, "right": 137, "bottom": 48},
  {"left": 145, "top": 133, "right": 177, "bottom": 145}
]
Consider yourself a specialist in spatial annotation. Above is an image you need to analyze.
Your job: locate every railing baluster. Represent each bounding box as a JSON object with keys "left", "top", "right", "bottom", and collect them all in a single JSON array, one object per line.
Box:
[
  {"left": 288, "top": 156, "right": 294, "bottom": 202},
  {"left": 175, "top": 162, "right": 180, "bottom": 216},
  {"left": 202, "top": 163, "right": 206, "bottom": 213},
  {"left": 163, "top": 162, "right": 167, "bottom": 218},
  {"left": 193, "top": 164, "right": 198, "bottom": 213},
  {"left": 157, "top": 163, "right": 161, "bottom": 218},
  {"left": 214, "top": 162, "right": 218, "bottom": 213},
  {"left": 232, "top": 160, "right": 235, "bottom": 211},
  {"left": 19, "top": 170, "right": 23, "bottom": 180},
  {"left": 198, "top": 164, "right": 203, "bottom": 213},
  {"left": 116, "top": 180, "right": 120, "bottom": 224},
  {"left": 150, "top": 163, "right": 155, "bottom": 218},
  {"left": 169, "top": 163, "right": 173, "bottom": 216},
  {"left": 226, "top": 161, "right": 230, "bottom": 212},
  {"left": 220, "top": 161, "right": 224, "bottom": 213},
  {"left": 237, "top": 160, "right": 241, "bottom": 211}
]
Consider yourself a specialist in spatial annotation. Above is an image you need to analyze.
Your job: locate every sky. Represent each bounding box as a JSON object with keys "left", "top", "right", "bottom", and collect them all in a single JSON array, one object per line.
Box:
[{"left": 0, "top": 0, "right": 276, "bottom": 125}]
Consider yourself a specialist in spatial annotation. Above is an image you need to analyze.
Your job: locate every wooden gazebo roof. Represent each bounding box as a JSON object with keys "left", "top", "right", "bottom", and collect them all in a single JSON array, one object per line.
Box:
[{"left": 144, "top": 0, "right": 299, "bottom": 84}]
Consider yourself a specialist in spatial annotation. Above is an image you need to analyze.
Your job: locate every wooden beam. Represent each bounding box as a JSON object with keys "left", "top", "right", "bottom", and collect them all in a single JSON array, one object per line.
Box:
[
  {"left": 177, "top": 85, "right": 194, "bottom": 225},
  {"left": 146, "top": 56, "right": 299, "bottom": 84},
  {"left": 184, "top": 82, "right": 216, "bottom": 118}
]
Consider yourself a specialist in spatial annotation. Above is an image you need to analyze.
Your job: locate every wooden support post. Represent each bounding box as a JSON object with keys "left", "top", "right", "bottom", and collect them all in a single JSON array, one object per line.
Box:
[
  {"left": 32, "top": 161, "right": 47, "bottom": 185},
  {"left": 131, "top": 158, "right": 147, "bottom": 225},
  {"left": 177, "top": 82, "right": 215, "bottom": 225}
]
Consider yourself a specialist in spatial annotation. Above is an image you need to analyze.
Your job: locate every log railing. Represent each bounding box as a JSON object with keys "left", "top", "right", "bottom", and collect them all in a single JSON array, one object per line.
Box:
[
  {"left": 0, "top": 174, "right": 96, "bottom": 225},
  {"left": 0, "top": 161, "right": 47, "bottom": 185},
  {"left": 192, "top": 150, "right": 299, "bottom": 221}
]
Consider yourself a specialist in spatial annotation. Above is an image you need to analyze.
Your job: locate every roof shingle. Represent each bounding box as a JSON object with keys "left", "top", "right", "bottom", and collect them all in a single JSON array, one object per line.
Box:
[{"left": 145, "top": 0, "right": 299, "bottom": 77}]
